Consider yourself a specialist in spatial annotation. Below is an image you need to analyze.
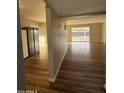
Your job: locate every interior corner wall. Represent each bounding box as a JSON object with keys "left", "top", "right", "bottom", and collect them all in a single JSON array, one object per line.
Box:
[
  {"left": 46, "top": 5, "right": 67, "bottom": 82},
  {"left": 66, "top": 23, "right": 104, "bottom": 43}
]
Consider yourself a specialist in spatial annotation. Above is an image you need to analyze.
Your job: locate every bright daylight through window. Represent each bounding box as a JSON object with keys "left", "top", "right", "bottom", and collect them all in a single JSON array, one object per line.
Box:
[{"left": 72, "top": 27, "right": 90, "bottom": 41}]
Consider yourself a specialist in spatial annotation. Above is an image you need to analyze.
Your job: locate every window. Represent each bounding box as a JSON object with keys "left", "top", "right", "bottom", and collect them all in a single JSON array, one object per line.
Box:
[{"left": 72, "top": 27, "right": 90, "bottom": 41}]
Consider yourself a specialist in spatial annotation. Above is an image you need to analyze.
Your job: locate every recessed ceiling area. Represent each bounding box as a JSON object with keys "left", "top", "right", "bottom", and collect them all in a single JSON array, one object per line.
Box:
[
  {"left": 66, "top": 15, "right": 106, "bottom": 25},
  {"left": 19, "top": 0, "right": 46, "bottom": 22},
  {"left": 45, "top": 0, "right": 106, "bottom": 17}
]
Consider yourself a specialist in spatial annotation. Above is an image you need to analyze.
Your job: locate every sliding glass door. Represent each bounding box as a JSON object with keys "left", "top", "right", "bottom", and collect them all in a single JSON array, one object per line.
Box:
[{"left": 72, "top": 27, "right": 90, "bottom": 42}]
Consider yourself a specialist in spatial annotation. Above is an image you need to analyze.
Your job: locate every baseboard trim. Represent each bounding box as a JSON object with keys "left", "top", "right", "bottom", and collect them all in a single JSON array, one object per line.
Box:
[
  {"left": 48, "top": 78, "right": 55, "bottom": 83},
  {"left": 49, "top": 47, "right": 67, "bottom": 83}
]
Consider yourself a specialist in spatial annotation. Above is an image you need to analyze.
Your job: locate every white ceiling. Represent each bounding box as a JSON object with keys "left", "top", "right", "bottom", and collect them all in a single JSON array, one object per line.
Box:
[
  {"left": 19, "top": 0, "right": 106, "bottom": 22},
  {"left": 45, "top": 0, "right": 106, "bottom": 17},
  {"left": 19, "top": 0, "right": 46, "bottom": 22}
]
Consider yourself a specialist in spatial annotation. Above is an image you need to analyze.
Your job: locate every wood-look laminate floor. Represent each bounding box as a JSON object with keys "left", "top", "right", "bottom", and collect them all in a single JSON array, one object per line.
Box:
[{"left": 24, "top": 42, "right": 106, "bottom": 93}]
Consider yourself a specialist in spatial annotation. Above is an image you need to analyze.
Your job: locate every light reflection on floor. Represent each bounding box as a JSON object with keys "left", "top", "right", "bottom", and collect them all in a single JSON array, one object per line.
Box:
[{"left": 71, "top": 42, "right": 90, "bottom": 54}]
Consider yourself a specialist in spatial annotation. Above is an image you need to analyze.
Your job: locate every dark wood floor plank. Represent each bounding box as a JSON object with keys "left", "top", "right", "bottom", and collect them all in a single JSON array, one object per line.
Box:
[{"left": 24, "top": 42, "right": 106, "bottom": 93}]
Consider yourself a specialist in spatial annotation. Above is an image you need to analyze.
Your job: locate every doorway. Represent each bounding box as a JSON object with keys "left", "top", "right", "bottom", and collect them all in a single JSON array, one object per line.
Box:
[{"left": 72, "top": 27, "right": 90, "bottom": 42}]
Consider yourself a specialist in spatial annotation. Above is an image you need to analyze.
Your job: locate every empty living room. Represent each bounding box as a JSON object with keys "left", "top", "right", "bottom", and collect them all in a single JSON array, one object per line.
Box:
[{"left": 1, "top": 0, "right": 124, "bottom": 93}]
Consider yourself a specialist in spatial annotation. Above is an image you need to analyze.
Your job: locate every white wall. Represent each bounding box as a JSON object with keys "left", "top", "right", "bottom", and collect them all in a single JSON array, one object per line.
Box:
[
  {"left": 20, "top": 17, "right": 40, "bottom": 28},
  {"left": 46, "top": 5, "right": 67, "bottom": 82},
  {"left": 21, "top": 29, "right": 29, "bottom": 58},
  {"left": 39, "top": 23, "right": 47, "bottom": 48}
]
